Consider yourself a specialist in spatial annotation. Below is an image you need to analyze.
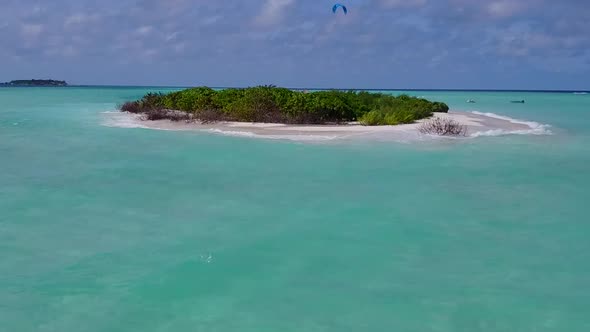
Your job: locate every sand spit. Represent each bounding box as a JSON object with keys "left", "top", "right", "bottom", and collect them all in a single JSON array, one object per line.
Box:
[{"left": 103, "top": 111, "right": 551, "bottom": 142}]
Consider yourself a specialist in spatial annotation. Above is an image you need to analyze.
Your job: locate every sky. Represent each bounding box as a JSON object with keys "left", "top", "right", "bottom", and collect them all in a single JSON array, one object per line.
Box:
[{"left": 0, "top": 0, "right": 589, "bottom": 89}]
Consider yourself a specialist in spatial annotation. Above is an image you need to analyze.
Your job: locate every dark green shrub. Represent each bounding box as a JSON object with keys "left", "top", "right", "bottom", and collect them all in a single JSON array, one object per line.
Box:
[
  {"left": 431, "top": 102, "right": 449, "bottom": 113},
  {"left": 140, "top": 93, "right": 164, "bottom": 109},
  {"left": 120, "top": 87, "right": 447, "bottom": 125},
  {"left": 384, "top": 110, "right": 416, "bottom": 125},
  {"left": 359, "top": 111, "right": 385, "bottom": 126},
  {"left": 120, "top": 101, "right": 142, "bottom": 113}
]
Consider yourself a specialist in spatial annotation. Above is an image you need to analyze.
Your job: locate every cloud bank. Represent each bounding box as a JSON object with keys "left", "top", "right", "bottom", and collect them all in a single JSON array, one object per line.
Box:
[{"left": 0, "top": 0, "right": 588, "bottom": 89}]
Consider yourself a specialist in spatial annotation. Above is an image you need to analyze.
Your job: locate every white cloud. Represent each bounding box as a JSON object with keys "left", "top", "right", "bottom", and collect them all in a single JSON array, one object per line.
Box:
[
  {"left": 20, "top": 24, "right": 44, "bottom": 46},
  {"left": 486, "top": 1, "right": 526, "bottom": 18},
  {"left": 254, "top": 0, "right": 295, "bottom": 27},
  {"left": 174, "top": 43, "right": 186, "bottom": 53},
  {"left": 378, "top": 0, "right": 427, "bottom": 9},
  {"left": 45, "top": 45, "right": 79, "bottom": 57},
  {"left": 135, "top": 26, "right": 154, "bottom": 36},
  {"left": 202, "top": 15, "right": 223, "bottom": 26},
  {"left": 64, "top": 13, "right": 101, "bottom": 27},
  {"left": 62, "top": 45, "right": 78, "bottom": 57},
  {"left": 21, "top": 24, "right": 43, "bottom": 38},
  {"left": 165, "top": 32, "right": 179, "bottom": 42}
]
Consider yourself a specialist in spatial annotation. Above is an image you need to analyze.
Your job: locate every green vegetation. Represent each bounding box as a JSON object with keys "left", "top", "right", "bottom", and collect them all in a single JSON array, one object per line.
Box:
[
  {"left": 0, "top": 79, "right": 68, "bottom": 87},
  {"left": 120, "top": 86, "right": 449, "bottom": 126}
]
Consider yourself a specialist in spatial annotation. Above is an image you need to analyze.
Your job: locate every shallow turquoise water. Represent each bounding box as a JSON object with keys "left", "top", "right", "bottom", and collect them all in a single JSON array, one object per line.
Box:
[{"left": 1, "top": 87, "right": 590, "bottom": 331}]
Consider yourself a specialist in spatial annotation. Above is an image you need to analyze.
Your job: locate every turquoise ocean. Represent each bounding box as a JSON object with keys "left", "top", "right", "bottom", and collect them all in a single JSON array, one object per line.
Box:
[{"left": 1, "top": 87, "right": 589, "bottom": 331}]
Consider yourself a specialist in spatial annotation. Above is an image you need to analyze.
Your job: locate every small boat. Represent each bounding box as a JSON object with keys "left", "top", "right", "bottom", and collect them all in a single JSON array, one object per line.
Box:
[
  {"left": 466, "top": 99, "right": 476, "bottom": 103},
  {"left": 510, "top": 100, "right": 525, "bottom": 103},
  {"left": 573, "top": 92, "right": 588, "bottom": 95}
]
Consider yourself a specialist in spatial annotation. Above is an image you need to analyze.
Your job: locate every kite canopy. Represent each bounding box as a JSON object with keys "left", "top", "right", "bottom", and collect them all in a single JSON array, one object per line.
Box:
[{"left": 332, "top": 4, "right": 348, "bottom": 14}]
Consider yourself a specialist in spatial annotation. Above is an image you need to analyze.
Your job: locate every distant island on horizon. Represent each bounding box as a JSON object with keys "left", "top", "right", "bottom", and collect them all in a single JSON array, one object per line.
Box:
[{"left": 0, "top": 79, "right": 68, "bottom": 87}]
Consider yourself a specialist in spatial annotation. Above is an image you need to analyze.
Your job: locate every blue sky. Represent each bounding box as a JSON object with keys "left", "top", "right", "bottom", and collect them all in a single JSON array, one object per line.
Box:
[{"left": 1, "top": 0, "right": 588, "bottom": 89}]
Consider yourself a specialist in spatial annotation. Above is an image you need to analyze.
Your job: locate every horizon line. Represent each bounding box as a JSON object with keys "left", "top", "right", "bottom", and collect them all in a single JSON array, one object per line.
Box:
[{"left": 1, "top": 83, "right": 588, "bottom": 93}]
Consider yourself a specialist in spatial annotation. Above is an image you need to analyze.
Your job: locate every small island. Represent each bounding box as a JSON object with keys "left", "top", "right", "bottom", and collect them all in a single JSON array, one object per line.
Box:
[
  {"left": 0, "top": 79, "right": 68, "bottom": 87},
  {"left": 120, "top": 86, "right": 450, "bottom": 127},
  {"left": 110, "top": 86, "right": 546, "bottom": 140}
]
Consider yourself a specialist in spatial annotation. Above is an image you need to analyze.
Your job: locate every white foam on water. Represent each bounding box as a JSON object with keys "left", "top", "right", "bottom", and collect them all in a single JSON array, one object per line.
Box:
[
  {"left": 470, "top": 111, "right": 552, "bottom": 137},
  {"left": 470, "top": 128, "right": 546, "bottom": 137},
  {"left": 199, "top": 253, "right": 213, "bottom": 264},
  {"left": 101, "top": 111, "right": 151, "bottom": 129},
  {"left": 207, "top": 128, "right": 338, "bottom": 141}
]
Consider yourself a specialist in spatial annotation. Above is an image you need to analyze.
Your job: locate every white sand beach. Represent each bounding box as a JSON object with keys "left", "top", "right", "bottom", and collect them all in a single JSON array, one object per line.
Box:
[{"left": 104, "top": 110, "right": 551, "bottom": 142}]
